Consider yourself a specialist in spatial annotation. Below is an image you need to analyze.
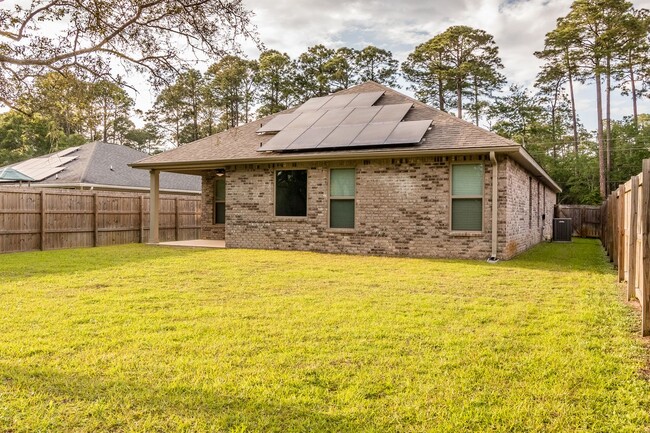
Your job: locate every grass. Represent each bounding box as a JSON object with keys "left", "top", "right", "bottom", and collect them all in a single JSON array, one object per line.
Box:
[{"left": 0, "top": 239, "right": 649, "bottom": 432}]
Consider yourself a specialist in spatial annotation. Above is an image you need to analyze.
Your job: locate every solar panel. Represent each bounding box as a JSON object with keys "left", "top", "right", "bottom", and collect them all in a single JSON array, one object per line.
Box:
[
  {"left": 257, "top": 91, "right": 430, "bottom": 153},
  {"left": 287, "top": 110, "right": 328, "bottom": 129},
  {"left": 13, "top": 155, "right": 78, "bottom": 181},
  {"left": 373, "top": 103, "right": 412, "bottom": 123},
  {"left": 286, "top": 126, "right": 337, "bottom": 150},
  {"left": 340, "top": 106, "right": 382, "bottom": 125},
  {"left": 347, "top": 91, "right": 384, "bottom": 108},
  {"left": 262, "top": 127, "right": 309, "bottom": 151},
  {"left": 312, "top": 107, "right": 354, "bottom": 128},
  {"left": 351, "top": 122, "right": 400, "bottom": 146},
  {"left": 385, "top": 120, "right": 432, "bottom": 144},
  {"left": 294, "top": 96, "right": 332, "bottom": 112},
  {"left": 317, "top": 124, "right": 366, "bottom": 148},
  {"left": 319, "top": 94, "right": 358, "bottom": 110},
  {"left": 56, "top": 146, "right": 80, "bottom": 157},
  {"left": 257, "top": 113, "right": 300, "bottom": 133}
]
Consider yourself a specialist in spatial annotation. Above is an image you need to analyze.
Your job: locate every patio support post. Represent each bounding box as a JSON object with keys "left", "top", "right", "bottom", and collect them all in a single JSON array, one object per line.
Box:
[{"left": 149, "top": 169, "right": 160, "bottom": 244}]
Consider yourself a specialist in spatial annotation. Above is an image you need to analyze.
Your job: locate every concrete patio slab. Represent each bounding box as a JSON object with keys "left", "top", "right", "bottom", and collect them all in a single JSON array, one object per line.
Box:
[{"left": 156, "top": 239, "right": 225, "bottom": 248}]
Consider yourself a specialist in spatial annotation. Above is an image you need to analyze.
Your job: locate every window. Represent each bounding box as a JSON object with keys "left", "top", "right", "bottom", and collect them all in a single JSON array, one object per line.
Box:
[
  {"left": 275, "top": 170, "right": 307, "bottom": 217},
  {"left": 451, "top": 164, "right": 483, "bottom": 231},
  {"left": 330, "top": 168, "right": 355, "bottom": 229},
  {"left": 214, "top": 177, "right": 225, "bottom": 224}
]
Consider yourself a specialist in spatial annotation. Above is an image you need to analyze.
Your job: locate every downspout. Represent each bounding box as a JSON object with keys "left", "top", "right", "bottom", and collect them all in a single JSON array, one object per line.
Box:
[{"left": 489, "top": 152, "right": 498, "bottom": 261}]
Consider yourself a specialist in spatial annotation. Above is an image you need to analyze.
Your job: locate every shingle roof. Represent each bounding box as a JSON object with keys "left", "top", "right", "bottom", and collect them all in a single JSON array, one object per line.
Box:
[
  {"left": 131, "top": 81, "right": 560, "bottom": 192},
  {"left": 133, "top": 81, "right": 521, "bottom": 167},
  {"left": 1, "top": 142, "right": 200, "bottom": 192}
]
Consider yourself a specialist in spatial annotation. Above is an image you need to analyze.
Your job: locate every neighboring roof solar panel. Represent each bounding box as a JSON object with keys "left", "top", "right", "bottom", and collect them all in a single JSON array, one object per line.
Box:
[
  {"left": 55, "top": 146, "right": 80, "bottom": 157},
  {"left": 312, "top": 107, "right": 353, "bottom": 128},
  {"left": 317, "top": 124, "right": 366, "bottom": 148},
  {"left": 373, "top": 103, "right": 412, "bottom": 123},
  {"left": 262, "top": 127, "right": 309, "bottom": 151},
  {"left": 286, "top": 126, "right": 337, "bottom": 150},
  {"left": 340, "top": 106, "right": 381, "bottom": 125},
  {"left": 319, "top": 94, "right": 357, "bottom": 110},
  {"left": 294, "top": 96, "right": 332, "bottom": 112},
  {"left": 12, "top": 155, "right": 78, "bottom": 181},
  {"left": 347, "top": 91, "right": 384, "bottom": 108},
  {"left": 26, "top": 166, "right": 67, "bottom": 181},
  {"left": 386, "top": 120, "right": 432, "bottom": 144},
  {"left": 257, "top": 113, "right": 300, "bottom": 133},
  {"left": 351, "top": 122, "right": 400, "bottom": 146}
]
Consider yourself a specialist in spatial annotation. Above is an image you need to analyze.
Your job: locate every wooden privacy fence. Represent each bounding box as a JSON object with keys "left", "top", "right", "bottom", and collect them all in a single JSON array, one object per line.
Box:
[
  {"left": 555, "top": 204, "right": 601, "bottom": 238},
  {"left": 0, "top": 187, "right": 201, "bottom": 254},
  {"left": 601, "top": 159, "right": 650, "bottom": 336}
]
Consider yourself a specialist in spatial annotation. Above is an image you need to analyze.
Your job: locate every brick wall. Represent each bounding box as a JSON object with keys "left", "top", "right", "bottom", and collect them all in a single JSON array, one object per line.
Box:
[
  {"left": 503, "top": 158, "right": 556, "bottom": 258},
  {"left": 199, "top": 154, "right": 555, "bottom": 260},
  {"left": 201, "top": 170, "right": 225, "bottom": 240}
]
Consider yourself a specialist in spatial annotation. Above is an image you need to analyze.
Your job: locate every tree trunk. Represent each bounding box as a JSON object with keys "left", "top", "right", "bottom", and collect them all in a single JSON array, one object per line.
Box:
[
  {"left": 456, "top": 79, "right": 462, "bottom": 119},
  {"left": 565, "top": 47, "right": 579, "bottom": 155},
  {"left": 629, "top": 54, "right": 638, "bottom": 129},
  {"left": 473, "top": 77, "right": 479, "bottom": 126},
  {"left": 606, "top": 55, "right": 612, "bottom": 196},
  {"left": 595, "top": 68, "right": 606, "bottom": 198},
  {"left": 102, "top": 100, "right": 108, "bottom": 142},
  {"left": 438, "top": 78, "right": 445, "bottom": 112}
]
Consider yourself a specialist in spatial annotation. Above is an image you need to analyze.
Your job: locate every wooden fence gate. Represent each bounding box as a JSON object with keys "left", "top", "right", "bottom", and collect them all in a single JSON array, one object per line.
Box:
[
  {"left": 555, "top": 205, "right": 601, "bottom": 238},
  {"left": 0, "top": 187, "right": 201, "bottom": 254},
  {"left": 601, "top": 160, "right": 650, "bottom": 336}
]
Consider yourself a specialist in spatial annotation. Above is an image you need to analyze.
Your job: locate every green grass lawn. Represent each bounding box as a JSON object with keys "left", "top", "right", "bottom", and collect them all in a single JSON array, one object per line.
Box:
[{"left": 0, "top": 239, "right": 649, "bottom": 432}]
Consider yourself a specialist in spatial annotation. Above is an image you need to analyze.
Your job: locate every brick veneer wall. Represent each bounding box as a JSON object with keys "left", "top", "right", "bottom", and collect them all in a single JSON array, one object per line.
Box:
[
  {"left": 201, "top": 170, "right": 225, "bottom": 240},
  {"left": 503, "top": 158, "right": 556, "bottom": 258},
  {"left": 199, "top": 154, "right": 555, "bottom": 260}
]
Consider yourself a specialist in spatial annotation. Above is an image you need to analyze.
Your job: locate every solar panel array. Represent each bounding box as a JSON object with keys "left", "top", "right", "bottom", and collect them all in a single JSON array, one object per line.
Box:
[
  {"left": 11, "top": 147, "right": 80, "bottom": 181},
  {"left": 257, "top": 92, "right": 431, "bottom": 153}
]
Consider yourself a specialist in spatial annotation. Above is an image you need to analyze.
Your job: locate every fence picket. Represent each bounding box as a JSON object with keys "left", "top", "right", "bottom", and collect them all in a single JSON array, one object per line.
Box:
[
  {"left": 0, "top": 187, "right": 201, "bottom": 254},
  {"left": 600, "top": 160, "right": 650, "bottom": 336}
]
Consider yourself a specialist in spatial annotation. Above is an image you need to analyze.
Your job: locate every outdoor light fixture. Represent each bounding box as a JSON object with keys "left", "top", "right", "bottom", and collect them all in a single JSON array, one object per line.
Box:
[{"left": 215, "top": 168, "right": 225, "bottom": 177}]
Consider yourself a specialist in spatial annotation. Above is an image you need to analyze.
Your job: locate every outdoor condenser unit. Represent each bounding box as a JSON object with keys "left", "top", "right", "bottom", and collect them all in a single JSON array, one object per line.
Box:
[{"left": 553, "top": 218, "right": 572, "bottom": 242}]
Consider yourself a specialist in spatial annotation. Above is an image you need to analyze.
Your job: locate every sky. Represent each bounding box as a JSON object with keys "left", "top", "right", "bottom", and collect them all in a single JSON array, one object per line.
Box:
[
  {"left": 210, "top": 0, "right": 649, "bottom": 132},
  {"left": 5, "top": 0, "right": 647, "bottom": 132}
]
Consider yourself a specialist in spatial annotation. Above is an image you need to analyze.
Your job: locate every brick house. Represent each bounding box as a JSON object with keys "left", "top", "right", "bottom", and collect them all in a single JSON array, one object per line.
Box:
[{"left": 132, "top": 81, "right": 560, "bottom": 260}]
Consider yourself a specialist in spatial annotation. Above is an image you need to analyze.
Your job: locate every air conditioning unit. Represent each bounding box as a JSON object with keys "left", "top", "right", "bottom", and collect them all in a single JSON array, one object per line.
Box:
[{"left": 553, "top": 218, "right": 572, "bottom": 242}]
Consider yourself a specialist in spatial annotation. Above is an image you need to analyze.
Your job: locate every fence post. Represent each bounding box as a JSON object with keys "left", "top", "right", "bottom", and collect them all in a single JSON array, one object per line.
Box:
[
  {"left": 93, "top": 192, "right": 99, "bottom": 247},
  {"left": 139, "top": 195, "right": 145, "bottom": 243},
  {"left": 175, "top": 197, "right": 180, "bottom": 241},
  {"left": 618, "top": 185, "right": 626, "bottom": 282},
  {"left": 40, "top": 190, "right": 46, "bottom": 251},
  {"left": 642, "top": 160, "right": 650, "bottom": 336},
  {"left": 628, "top": 176, "right": 639, "bottom": 300},
  {"left": 612, "top": 192, "right": 617, "bottom": 263}
]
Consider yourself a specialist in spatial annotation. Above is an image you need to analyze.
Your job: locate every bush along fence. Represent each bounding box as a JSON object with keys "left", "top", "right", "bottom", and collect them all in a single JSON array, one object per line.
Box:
[
  {"left": 0, "top": 187, "right": 201, "bottom": 254},
  {"left": 601, "top": 159, "right": 650, "bottom": 337}
]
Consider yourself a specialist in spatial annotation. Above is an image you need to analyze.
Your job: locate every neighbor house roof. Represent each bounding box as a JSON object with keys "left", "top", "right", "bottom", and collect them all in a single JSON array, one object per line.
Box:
[
  {"left": 1, "top": 141, "right": 200, "bottom": 193},
  {"left": 132, "top": 81, "right": 561, "bottom": 192}
]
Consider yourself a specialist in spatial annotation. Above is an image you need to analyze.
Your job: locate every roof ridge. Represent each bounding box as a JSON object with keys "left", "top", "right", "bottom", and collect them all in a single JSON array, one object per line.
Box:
[{"left": 78, "top": 141, "right": 98, "bottom": 183}]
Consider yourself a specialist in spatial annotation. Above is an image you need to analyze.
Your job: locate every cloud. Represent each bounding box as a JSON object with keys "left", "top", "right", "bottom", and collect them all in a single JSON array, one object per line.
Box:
[{"left": 240, "top": 0, "right": 650, "bottom": 130}]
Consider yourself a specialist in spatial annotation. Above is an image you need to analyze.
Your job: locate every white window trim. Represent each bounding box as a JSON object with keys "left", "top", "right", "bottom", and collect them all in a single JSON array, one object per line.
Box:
[
  {"left": 450, "top": 162, "right": 484, "bottom": 233},
  {"left": 328, "top": 167, "right": 357, "bottom": 231}
]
